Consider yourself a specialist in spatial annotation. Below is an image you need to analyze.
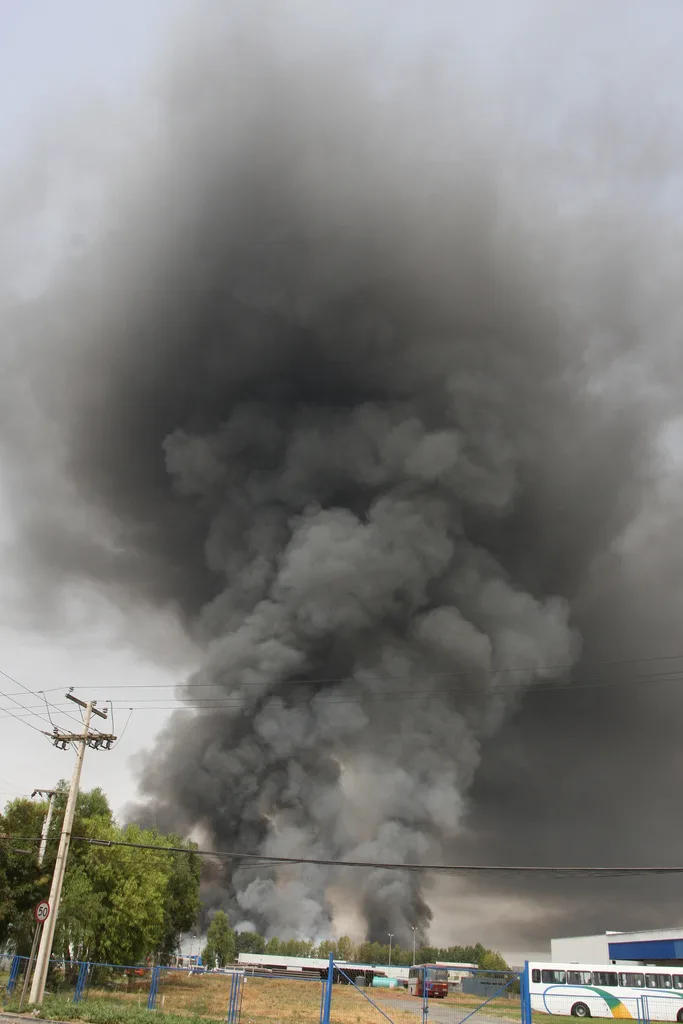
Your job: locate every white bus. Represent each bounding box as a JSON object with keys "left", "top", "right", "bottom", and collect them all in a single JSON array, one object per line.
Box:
[{"left": 529, "top": 961, "right": 683, "bottom": 1021}]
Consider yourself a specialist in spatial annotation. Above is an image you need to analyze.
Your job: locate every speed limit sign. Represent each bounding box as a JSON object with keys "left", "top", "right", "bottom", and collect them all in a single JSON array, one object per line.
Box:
[{"left": 34, "top": 900, "right": 50, "bottom": 924}]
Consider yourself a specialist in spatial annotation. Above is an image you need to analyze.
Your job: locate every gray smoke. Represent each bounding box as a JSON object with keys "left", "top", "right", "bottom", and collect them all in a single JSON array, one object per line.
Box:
[{"left": 2, "top": 0, "right": 682, "bottom": 946}]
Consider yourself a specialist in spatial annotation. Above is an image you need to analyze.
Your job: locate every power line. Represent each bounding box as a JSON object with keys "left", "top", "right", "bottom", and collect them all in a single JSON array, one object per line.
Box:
[
  {"left": 58, "top": 650, "right": 683, "bottom": 691},
  {"left": 0, "top": 776, "right": 24, "bottom": 795},
  {"left": 0, "top": 694, "right": 49, "bottom": 734},
  {"left": 6, "top": 653, "right": 683, "bottom": 724},
  {"left": 101, "top": 667, "right": 683, "bottom": 711},
  {"left": 109, "top": 709, "right": 133, "bottom": 749},
  {"left": 6, "top": 830, "right": 683, "bottom": 877},
  {"left": 41, "top": 835, "right": 683, "bottom": 878},
  {"left": 7, "top": 665, "right": 683, "bottom": 721},
  {"left": 6, "top": 651, "right": 683, "bottom": 699},
  {"left": 0, "top": 667, "right": 84, "bottom": 731}
]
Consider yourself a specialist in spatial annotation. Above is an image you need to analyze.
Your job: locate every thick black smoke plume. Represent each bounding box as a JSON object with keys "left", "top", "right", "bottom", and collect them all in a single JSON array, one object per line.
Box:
[{"left": 2, "top": 1, "right": 683, "bottom": 947}]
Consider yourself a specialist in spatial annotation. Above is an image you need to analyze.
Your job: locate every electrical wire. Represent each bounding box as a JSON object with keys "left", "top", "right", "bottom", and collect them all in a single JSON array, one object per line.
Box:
[
  {"left": 0, "top": 777, "right": 24, "bottom": 796},
  {"left": 109, "top": 709, "right": 133, "bottom": 749},
  {"left": 6, "top": 653, "right": 683, "bottom": 724},
  {"left": 52, "top": 650, "right": 683, "bottom": 692},
  {"left": 0, "top": 698, "right": 46, "bottom": 734},
  {"left": 0, "top": 681, "right": 56, "bottom": 726},
  {"left": 5, "top": 831, "right": 683, "bottom": 877},
  {"left": 106, "top": 666, "right": 683, "bottom": 712},
  {"left": 7, "top": 665, "right": 683, "bottom": 721},
  {"left": 53, "top": 835, "right": 683, "bottom": 877},
  {"left": 0, "top": 667, "right": 84, "bottom": 730}
]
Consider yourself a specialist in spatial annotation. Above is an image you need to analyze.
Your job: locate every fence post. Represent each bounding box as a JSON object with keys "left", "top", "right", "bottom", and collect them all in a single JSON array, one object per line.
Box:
[
  {"left": 320, "top": 953, "right": 334, "bottom": 1024},
  {"left": 227, "top": 972, "right": 242, "bottom": 1024},
  {"left": 520, "top": 963, "right": 532, "bottom": 1024},
  {"left": 422, "top": 967, "right": 429, "bottom": 1024},
  {"left": 147, "top": 966, "right": 161, "bottom": 1010},
  {"left": 73, "top": 961, "right": 89, "bottom": 1004},
  {"left": 6, "top": 955, "right": 21, "bottom": 995}
]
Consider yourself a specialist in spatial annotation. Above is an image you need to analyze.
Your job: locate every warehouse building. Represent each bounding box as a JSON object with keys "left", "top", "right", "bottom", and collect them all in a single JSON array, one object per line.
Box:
[{"left": 552, "top": 929, "right": 683, "bottom": 966}]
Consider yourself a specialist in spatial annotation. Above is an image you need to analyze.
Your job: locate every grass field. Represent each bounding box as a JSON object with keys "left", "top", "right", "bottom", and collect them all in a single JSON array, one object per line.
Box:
[{"left": 0, "top": 970, "right": 579, "bottom": 1024}]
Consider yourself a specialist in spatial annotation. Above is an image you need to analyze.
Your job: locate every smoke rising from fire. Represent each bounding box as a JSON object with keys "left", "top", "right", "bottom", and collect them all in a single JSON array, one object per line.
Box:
[{"left": 2, "top": 0, "right": 683, "bottom": 946}]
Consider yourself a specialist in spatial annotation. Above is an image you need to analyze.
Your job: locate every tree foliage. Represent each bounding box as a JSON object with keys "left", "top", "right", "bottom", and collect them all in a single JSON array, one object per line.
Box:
[
  {"left": 0, "top": 798, "right": 50, "bottom": 954},
  {"left": 202, "top": 911, "right": 235, "bottom": 969},
  {"left": 229, "top": 932, "right": 508, "bottom": 969},
  {"left": 0, "top": 786, "right": 201, "bottom": 965}
]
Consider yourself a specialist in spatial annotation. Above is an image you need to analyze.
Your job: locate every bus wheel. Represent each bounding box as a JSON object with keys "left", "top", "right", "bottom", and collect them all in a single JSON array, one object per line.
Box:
[
  {"left": 676, "top": 1010, "right": 683, "bottom": 1022},
  {"left": 571, "top": 1003, "right": 591, "bottom": 1018}
]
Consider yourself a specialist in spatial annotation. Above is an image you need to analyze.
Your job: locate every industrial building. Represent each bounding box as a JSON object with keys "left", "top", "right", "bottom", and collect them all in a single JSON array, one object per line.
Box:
[
  {"left": 551, "top": 929, "right": 683, "bottom": 965},
  {"left": 237, "top": 952, "right": 408, "bottom": 984},
  {"left": 236, "top": 953, "right": 475, "bottom": 989}
]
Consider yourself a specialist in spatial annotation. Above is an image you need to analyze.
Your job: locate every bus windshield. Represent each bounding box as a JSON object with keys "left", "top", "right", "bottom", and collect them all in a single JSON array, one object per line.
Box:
[{"left": 427, "top": 970, "right": 449, "bottom": 982}]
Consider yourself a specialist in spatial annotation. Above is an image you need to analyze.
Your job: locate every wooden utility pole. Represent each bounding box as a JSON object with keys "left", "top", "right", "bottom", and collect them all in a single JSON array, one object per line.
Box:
[
  {"left": 29, "top": 695, "right": 115, "bottom": 1006},
  {"left": 32, "top": 789, "right": 57, "bottom": 867}
]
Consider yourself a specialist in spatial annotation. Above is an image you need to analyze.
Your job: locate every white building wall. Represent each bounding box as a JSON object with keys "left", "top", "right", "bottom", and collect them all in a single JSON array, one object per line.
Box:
[
  {"left": 552, "top": 928, "right": 683, "bottom": 964},
  {"left": 551, "top": 934, "right": 611, "bottom": 963},
  {"left": 609, "top": 929, "right": 683, "bottom": 944}
]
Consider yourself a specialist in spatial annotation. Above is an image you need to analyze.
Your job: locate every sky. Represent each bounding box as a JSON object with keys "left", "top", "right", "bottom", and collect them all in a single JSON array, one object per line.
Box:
[{"left": 0, "top": 0, "right": 184, "bottom": 815}]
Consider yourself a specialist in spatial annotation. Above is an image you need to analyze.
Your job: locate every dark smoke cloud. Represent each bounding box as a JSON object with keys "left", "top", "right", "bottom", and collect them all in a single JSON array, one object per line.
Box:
[{"left": 2, "top": 0, "right": 683, "bottom": 947}]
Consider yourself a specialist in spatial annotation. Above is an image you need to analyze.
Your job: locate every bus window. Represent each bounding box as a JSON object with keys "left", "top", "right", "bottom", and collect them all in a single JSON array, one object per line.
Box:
[
  {"left": 568, "top": 972, "right": 592, "bottom": 985},
  {"left": 532, "top": 970, "right": 541, "bottom": 983},
  {"left": 644, "top": 975, "right": 671, "bottom": 989},
  {"left": 619, "top": 973, "right": 644, "bottom": 988},
  {"left": 593, "top": 972, "right": 618, "bottom": 987},
  {"left": 542, "top": 971, "right": 566, "bottom": 984},
  {"left": 674, "top": 976, "right": 683, "bottom": 990}
]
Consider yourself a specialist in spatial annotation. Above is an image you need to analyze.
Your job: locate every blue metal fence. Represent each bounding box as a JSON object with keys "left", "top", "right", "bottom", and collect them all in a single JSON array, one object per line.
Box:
[
  {"left": 227, "top": 972, "right": 244, "bottom": 1024},
  {"left": 3, "top": 954, "right": 532, "bottom": 1024}
]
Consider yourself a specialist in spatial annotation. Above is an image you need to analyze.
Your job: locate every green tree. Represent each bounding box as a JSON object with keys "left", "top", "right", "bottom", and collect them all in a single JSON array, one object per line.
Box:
[
  {"left": 358, "top": 940, "right": 382, "bottom": 963},
  {"left": 0, "top": 797, "right": 49, "bottom": 954},
  {"left": 392, "top": 945, "right": 412, "bottom": 966},
  {"left": 480, "top": 950, "right": 510, "bottom": 971},
  {"left": 202, "top": 911, "right": 236, "bottom": 968},
  {"left": 264, "top": 936, "right": 281, "bottom": 955},
  {"left": 0, "top": 787, "right": 201, "bottom": 965},
  {"left": 158, "top": 846, "right": 202, "bottom": 964},
  {"left": 235, "top": 931, "right": 265, "bottom": 954},
  {"left": 336, "top": 935, "right": 355, "bottom": 960}
]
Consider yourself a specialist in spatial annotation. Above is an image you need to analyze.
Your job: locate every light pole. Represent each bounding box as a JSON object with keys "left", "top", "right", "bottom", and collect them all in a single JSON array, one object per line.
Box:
[
  {"left": 411, "top": 927, "right": 417, "bottom": 965},
  {"left": 388, "top": 934, "right": 394, "bottom": 967}
]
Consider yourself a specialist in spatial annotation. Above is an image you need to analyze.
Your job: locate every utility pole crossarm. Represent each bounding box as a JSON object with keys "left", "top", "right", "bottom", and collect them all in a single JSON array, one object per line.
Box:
[
  {"left": 65, "top": 692, "right": 108, "bottom": 719},
  {"left": 41, "top": 731, "right": 117, "bottom": 750}
]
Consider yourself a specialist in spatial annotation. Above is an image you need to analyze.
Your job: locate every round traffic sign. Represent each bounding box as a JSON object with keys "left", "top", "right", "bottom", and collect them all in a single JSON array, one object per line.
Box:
[{"left": 34, "top": 900, "right": 50, "bottom": 924}]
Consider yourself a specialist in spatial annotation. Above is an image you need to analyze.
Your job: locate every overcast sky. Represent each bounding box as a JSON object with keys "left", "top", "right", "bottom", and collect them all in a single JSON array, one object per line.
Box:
[{"left": 0, "top": 0, "right": 183, "bottom": 817}]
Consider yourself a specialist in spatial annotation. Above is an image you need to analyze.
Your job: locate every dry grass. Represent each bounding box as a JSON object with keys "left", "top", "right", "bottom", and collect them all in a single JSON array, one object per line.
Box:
[
  {"left": 236, "top": 976, "right": 420, "bottom": 1024},
  {"left": 3, "top": 970, "right": 567, "bottom": 1024},
  {"left": 145, "top": 973, "right": 419, "bottom": 1024}
]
